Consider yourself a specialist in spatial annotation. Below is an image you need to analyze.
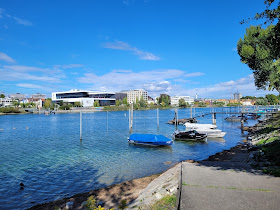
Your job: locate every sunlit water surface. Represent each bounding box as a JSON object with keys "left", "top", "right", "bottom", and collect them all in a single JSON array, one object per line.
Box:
[{"left": 0, "top": 108, "right": 257, "bottom": 209}]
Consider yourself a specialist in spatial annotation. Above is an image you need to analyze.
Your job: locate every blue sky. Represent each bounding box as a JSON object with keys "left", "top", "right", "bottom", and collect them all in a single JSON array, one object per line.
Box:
[{"left": 0, "top": 0, "right": 278, "bottom": 98}]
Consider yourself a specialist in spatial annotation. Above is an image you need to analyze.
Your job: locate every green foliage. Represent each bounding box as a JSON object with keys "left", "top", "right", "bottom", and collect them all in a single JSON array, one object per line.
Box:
[
  {"left": 122, "top": 97, "right": 128, "bottom": 105},
  {"left": 241, "top": 96, "right": 257, "bottom": 99},
  {"left": 151, "top": 194, "right": 176, "bottom": 210},
  {"left": 197, "top": 102, "right": 207, "bottom": 107},
  {"left": 84, "top": 195, "right": 114, "bottom": 210},
  {"left": 158, "top": 94, "right": 170, "bottom": 106},
  {"left": 265, "top": 94, "right": 279, "bottom": 104},
  {"left": 116, "top": 100, "right": 120, "bottom": 106},
  {"left": 138, "top": 96, "right": 146, "bottom": 108},
  {"left": 178, "top": 98, "right": 187, "bottom": 108},
  {"left": 59, "top": 101, "right": 63, "bottom": 106},
  {"left": 12, "top": 101, "right": 20, "bottom": 107},
  {"left": 74, "top": 102, "right": 82, "bottom": 107},
  {"left": 59, "top": 105, "right": 71, "bottom": 110},
  {"left": 0, "top": 107, "right": 21, "bottom": 113},
  {"left": 227, "top": 103, "right": 242, "bottom": 107},
  {"left": 94, "top": 100, "right": 100, "bottom": 107},
  {"left": 256, "top": 136, "right": 279, "bottom": 145},
  {"left": 118, "top": 200, "right": 128, "bottom": 210},
  {"left": 255, "top": 98, "right": 269, "bottom": 105},
  {"left": 0, "top": 94, "right": 5, "bottom": 98},
  {"left": 238, "top": 18, "right": 280, "bottom": 92},
  {"left": 84, "top": 196, "right": 97, "bottom": 210},
  {"left": 44, "top": 99, "right": 52, "bottom": 108},
  {"left": 213, "top": 101, "right": 225, "bottom": 107}
]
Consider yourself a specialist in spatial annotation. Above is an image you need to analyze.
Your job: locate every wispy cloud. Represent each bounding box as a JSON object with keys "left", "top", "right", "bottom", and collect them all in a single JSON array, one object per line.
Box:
[
  {"left": 0, "top": 8, "right": 32, "bottom": 26},
  {"left": 54, "top": 64, "right": 84, "bottom": 69},
  {"left": 0, "top": 52, "right": 15, "bottom": 63},
  {"left": 16, "top": 83, "right": 45, "bottom": 89},
  {"left": 184, "top": 72, "right": 205, "bottom": 77},
  {"left": 77, "top": 69, "right": 204, "bottom": 96},
  {"left": 103, "top": 41, "right": 160, "bottom": 60}
]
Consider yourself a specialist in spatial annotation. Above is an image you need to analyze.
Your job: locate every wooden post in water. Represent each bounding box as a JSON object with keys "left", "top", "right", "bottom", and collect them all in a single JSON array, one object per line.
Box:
[
  {"left": 175, "top": 108, "right": 178, "bottom": 130},
  {"left": 157, "top": 108, "right": 159, "bottom": 129},
  {"left": 107, "top": 111, "right": 108, "bottom": 134},
  {"left": 190, "top": 106, "right": 192, "bottom": 118},
  {"left": 80, "top": 111, "right": 82, "bottom": 141},
  {"left": 241, "top": 113, "right": 244, "bottom": 134},
  {"left": 212, "top": 112, "right": 216, "bottom": 125},
  {"left": 129, "top": 103, "right": 133, "bottom": 134}
]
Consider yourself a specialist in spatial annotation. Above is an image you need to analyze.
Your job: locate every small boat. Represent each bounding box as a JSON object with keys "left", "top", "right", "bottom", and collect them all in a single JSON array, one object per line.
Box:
[
  {"left": 225, "top": 115, "right": 247, "bottom": 122},
  {"left": 173, "top": 130, "right": 207, "bottom": 141},
  {"left": 128, "top": 134, "right": 173, "bottom": 146},
  {"left": 184, "top": 122, "right": 226, "bottom": 138}
]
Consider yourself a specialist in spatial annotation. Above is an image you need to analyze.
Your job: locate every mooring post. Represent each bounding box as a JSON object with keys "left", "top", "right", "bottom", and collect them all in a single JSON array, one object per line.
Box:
[
  {"left": 129, "top": 103, "right": 133, "bottom": 134},
  {"left": 190, "top": 106, "right": 192, "bottom": 118},
  {"left": 241, "top": 113, "right": 244, "bottom": 134},
  {"left": 80, "top": 111, "right": 82, "bottom": 141},
  {"left": 157, "top": 108, "right": 159, "bottom": 129},
  {"left": 212, "top": 112, "right": 216, "bottom": 125},
  {"left": 107, "top": 111, "right": 108, "bottom": 134}
]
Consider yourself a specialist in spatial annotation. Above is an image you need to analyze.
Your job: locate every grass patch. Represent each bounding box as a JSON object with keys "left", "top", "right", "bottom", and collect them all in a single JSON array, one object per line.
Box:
[
  {"left": 262, "top": 168, "right": 280, "bottom": 177},
  {"left": 151, "top": 194, "right": 176, "bottom": 210},
  {"left": 256, "top": 136, "right": 279, "bottom": 146},
  {"left": 261, "top": 140, "right": 280, "bottom": 165}
]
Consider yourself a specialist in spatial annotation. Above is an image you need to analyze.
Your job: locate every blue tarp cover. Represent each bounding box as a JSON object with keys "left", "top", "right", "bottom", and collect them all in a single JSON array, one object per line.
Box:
[{"left": 129, "top": 134, "right": 170, "bottom": 143}]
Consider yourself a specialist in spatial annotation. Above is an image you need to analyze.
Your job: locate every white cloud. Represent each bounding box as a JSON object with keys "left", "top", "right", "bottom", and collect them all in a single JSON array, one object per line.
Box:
[
  {"left": 0, "top": 52, "right": 15, "bottom": 63},
  {"left": 54, "top": 64, "right": 84, "bottom": 69},
  {"left": 77, "top": 69, "right": 205, "bottom": 97},
  {"left": 0, "top": 8, "right": 32, "bottom": 26},
  {"left": 12, "top": 17, "right": 32, "bottom": 26},
  {"left": 16, "top": 83, "right": 45, "bottom": 89},
  {"left": 103, "top": 41, "right": 160, "bottom": 60},
  {"left": 184, "top": 72, "right": 205, "bottom": 77}
]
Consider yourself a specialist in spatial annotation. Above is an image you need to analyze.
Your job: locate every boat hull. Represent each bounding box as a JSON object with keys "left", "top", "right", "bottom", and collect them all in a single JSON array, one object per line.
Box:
[{"left": 128, "top": 134, "right": 173, "bottom": 146}]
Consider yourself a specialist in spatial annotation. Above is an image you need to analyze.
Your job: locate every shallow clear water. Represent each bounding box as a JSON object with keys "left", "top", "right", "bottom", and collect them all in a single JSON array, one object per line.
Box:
[{"left": 0, "top": 108, "right": 257, "bottom": 209}]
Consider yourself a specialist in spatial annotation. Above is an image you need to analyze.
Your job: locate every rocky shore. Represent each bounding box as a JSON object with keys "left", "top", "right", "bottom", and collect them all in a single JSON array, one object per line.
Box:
[{"left": 28, "top": 113, "right": 280, "bottom": 210}]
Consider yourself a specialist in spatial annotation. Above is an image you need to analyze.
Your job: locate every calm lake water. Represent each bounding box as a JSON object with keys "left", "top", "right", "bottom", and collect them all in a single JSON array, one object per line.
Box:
[{"left": 0, "top": 107, "right": 257, "bottom": 209}]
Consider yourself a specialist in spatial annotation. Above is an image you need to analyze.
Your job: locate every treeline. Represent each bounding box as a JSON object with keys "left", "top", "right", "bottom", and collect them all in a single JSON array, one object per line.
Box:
[{"left": 241, "top": 94, "right": 280, "bottom": 105}]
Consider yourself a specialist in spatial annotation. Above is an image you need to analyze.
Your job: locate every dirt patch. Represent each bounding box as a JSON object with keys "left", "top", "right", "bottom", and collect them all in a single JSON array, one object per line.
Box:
[{"left": 28, "top": 174, "right": 159, "bottom": 210}]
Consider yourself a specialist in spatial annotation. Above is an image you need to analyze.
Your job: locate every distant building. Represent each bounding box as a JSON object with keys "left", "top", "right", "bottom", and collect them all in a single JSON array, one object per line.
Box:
[
  {"left": 52, "top": 89, "right": 116, "bottom": 107},
  {"left": 115, "top": 92, "right": 127, "bottom": 101},
  {"left": 10, "top": 93, "right": 25, "bottom": 101},
  {"left": 233, "top": 92, "right": 242, "bottom": 100},
  {"left": 0, "top": 97, "right": 12, "bottom": 107},
  {"left": 171, "top": 96, "right": 194, "bottom": 106},
  {"left": 120, "top": 89, "right": 148, "bottom": 104},
  {"left": 147, "top": 96, "right": 155, "bottom": 104},
  {"left": 32, "top": 93, "right": 46, "bottom": 99}
]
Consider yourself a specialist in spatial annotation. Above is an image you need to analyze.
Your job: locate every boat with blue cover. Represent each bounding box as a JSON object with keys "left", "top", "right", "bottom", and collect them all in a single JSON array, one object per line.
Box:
[{"left": 128, "top": 134, "right": 173, "bottom": 146}]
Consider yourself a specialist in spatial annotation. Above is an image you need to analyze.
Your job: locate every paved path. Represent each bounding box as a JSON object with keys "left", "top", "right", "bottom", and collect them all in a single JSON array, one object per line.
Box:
[{"left": 179, "top": 161, "right": 280, "bottom": 209}]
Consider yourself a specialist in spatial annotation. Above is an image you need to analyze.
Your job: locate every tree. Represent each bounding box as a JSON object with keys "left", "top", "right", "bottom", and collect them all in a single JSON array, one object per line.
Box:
[
  {"left": 94, "top": 100, "right": 100, "bottom": 107},
  {"left": 179, "top": 98, "right": 187, "bottom": 108},
  {"left": 139, "top": 96, "right": 146, "bottom": 107},
  {"left": 116, "top": 100, "right": 120, "bottom": 106},
  {"left": 44, "top": 99, "right": 52, "bottom": 108},
  {"left": 158, "top": 94, "right": 170, "bottom": 105},
  {"left": 122, "top": 97, "right": 128, "bottom": 105},
  {"left": 74, "top": 102, "right": 82, "bottom": 107},
  {"left": 59, "top": 101, "right": 63, "bottom": 106},
  {"left": 12, "top": 101, "right": 20, "bottom": 107},
  {"left": 265, "top": 94, "right": 279, "bottom": 104},
  {"left": 0, "top": 94, "right": 5, "bottom": 98},
  {"left": 238, "top": 1, "right": 280, "bottom": 93}
]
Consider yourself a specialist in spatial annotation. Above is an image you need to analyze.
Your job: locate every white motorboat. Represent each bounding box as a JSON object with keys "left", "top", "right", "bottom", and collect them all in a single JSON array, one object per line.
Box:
[{"left": 184, "top": 123, "right": 226, "bottom": 138}]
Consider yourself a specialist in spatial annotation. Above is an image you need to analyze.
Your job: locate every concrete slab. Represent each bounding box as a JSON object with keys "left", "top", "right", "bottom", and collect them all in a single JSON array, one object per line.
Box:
[{"left": 180, "top": 162, "right": 280, "bottom": 210}]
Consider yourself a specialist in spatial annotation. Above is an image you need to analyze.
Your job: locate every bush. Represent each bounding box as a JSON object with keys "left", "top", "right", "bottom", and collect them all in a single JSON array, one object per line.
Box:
[{"left": 0, "top": 107, "right": 21, "bottom": 113}]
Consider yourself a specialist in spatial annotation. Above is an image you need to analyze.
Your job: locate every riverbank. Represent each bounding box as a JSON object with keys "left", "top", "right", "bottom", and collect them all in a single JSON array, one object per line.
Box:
[{"left": 27, "top": 112, "right": 280, "bottom": 209}]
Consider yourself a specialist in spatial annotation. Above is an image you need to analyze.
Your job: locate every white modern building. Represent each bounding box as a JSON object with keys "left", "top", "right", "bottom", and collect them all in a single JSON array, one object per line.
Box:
[
  {"left": 171, "top": 96, "right": 194, "bottom": 106},
  {"left": 0, "top": 98, "right": 12, "bottom": 107},
  {"left": 121, "top": 89, "right": 148, "bottom": 104},
  {"left": 52, "top": 89, "right": 116, "bottom": 107}
]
